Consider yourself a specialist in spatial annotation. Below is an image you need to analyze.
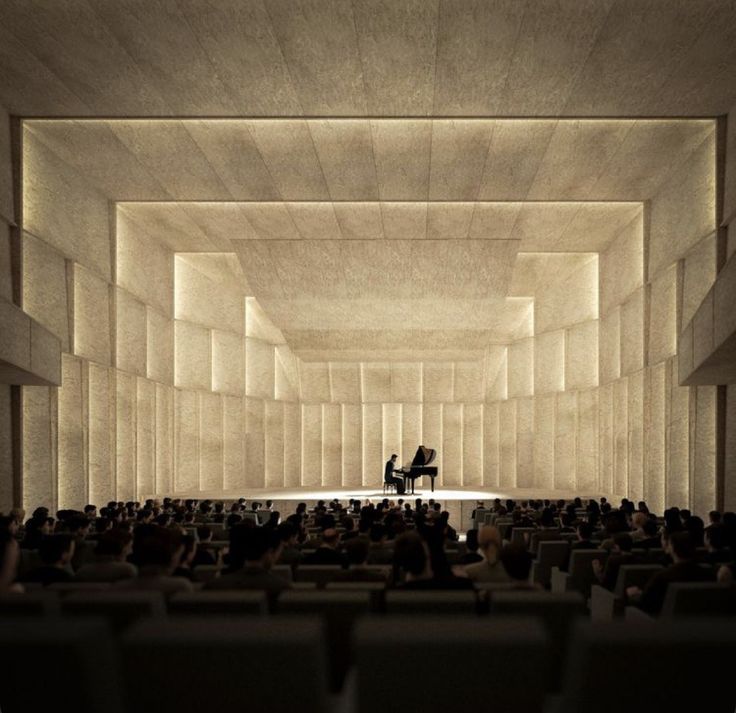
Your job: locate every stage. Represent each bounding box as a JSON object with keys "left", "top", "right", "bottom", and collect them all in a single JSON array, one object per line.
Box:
[{"left": 148, "top": 486, "right": 621, "bottom": 532}]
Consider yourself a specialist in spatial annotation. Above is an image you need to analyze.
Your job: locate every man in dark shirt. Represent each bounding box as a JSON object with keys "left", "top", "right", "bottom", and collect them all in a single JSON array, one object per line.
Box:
[
  {"left": 303, "top": 528, "right": 346, "bottom": 566},
  {"left": 384, "top": 454, "right": 405, "bottom": 494},
  {"left": 628, "top": 531, "right": 715, "bottom": 615},
  {"left": 22, "top": 534, "right": 74, "bottom": 586}
]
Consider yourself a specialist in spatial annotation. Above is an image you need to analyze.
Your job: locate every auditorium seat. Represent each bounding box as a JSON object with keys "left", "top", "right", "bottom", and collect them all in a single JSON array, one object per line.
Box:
[
  {"left": 532, "top": 541, "right": 570, "bottom": 588},
  {"left": 47, "top": 581, "right": 112, "bottom": 594},
  {"left": 0, "top": 591, "right": 61, "bottom": 616},
  {"left": 121, "top": 618, "right": 329, "bottom": 713},
  {"left": 295, "top": 564, "right": 343, "bottom": 588},
  {"left": 489, "top": 591, "right": 586, "bottom": 690},
  {"left": 384, "top": 590, "right": 479, "bottom": 615},
  {"left": 555, "top": 620, "right": 736, "bottom": 712},
  {"left": 510, "top": 527, "right": 536, "bottom": 547},
  {"left": 0, "top": 619, "right": 124, "bottom": 713},
  {"left": 168, "top": 590, "right": 268, "bottom": 616},
  {"left": 590, "top": 564, "right": 664, "bottom": 620},
  {"left": 191, "top": 564, "right": 220, "bottom": 582},
  {"left": 659, "top": 582, "right": 736, "bottom": 618},
  {"left": 61, "top": 590, "right": 166, "bottom": 631},
  {"left": 355, "top": 617, "right": 550, "bottom": 713},
  {"left": 271, "top": 563, "right": 295, "bottom": 582},
  {"left": 551, "top": 549, "right": 608, "bottom": 597},
  {"left": 277, "top": 590, "right": 373, "bottom": 690},
  {"left": 529, "top": 529, "right": 562, "bottom": 554}
]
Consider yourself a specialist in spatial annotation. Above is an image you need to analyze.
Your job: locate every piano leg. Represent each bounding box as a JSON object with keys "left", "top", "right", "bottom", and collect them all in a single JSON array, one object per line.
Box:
[{"left": 431, "top": 477, "right": 434, "bottom": 493}]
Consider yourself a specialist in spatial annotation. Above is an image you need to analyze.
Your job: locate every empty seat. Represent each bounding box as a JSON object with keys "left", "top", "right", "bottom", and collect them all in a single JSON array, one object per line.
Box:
[
  {"left": 355, "top": 617, "right": 549, "bottom": 713},
  {"left": 0, "top": 618, "right": 125, "bottom": 713},
  {"left": 277, "top": 591, "right": 372, "bottom": 690},
  {"left": 61, "top": 591, "right": 166, "bottom": 631},
  {"left": 168, "top": 590, "right": 267, "bottom": 616},
  {"left": 590, "top": 564, "right": 663, "bottom": 620},
  {"left": 489, "top": 590, "right": 586, "bottom": 690},
  {"left": 556, "top": 619, "right": 736, "bottom": 712},
  {"left": 294, "top": 565, "right": 343, "bottom": 588},
  {"left": 660, "top": 582, "right": 736, "bottom": 618},
  {"left": 551, "top": 549, "right": 608, "bottom": 597},
  {"left": 384, "top": 590, "right": 479, "bottom": 615},
  {"left": 122, "top": 618, "right": 329, "bottom": 713},
  {"left": 532, "top": 540, "right": 570, "bottom": 588}
]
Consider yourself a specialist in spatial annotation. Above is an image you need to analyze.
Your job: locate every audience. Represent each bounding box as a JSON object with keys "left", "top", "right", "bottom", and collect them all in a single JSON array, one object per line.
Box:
[
  {"left": 465, "top": 526, "right": 510, "bottom": 584},
  {"left": 22, "top": 534, "right": 74, "bottom": 586},
  {"left": 74, "top": 530, "right": 137, "bottom": 582}
]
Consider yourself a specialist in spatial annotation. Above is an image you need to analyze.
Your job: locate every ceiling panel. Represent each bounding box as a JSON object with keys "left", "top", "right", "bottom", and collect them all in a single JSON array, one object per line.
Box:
[{"left": 371, "top": 120, "right": 432, "bottom": 199}]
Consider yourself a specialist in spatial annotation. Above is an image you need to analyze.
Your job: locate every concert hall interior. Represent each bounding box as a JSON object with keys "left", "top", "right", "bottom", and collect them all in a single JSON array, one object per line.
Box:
[{"left": 1, "top": 3, "right": 736, "bottom": 709}]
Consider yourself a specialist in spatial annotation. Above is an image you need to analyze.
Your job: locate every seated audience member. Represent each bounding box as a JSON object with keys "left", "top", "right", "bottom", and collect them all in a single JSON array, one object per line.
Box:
[
  {"left": 392, "top": 532, "right": 472, "bottom": 590},
  {"left": 340, "top": 515, "right": 359, "bottom": 542},
  {"left": 630, "top": 512, "right": 649, "bottom": 542},
  {"left": 634, "top": 519, "right": 661, "bottom": 550},
  {"left": 67, "top": 515, "right": 95, "bottom": 570},
  {"left": 204, "top": 525, "right": 290, "bottom": 593},
  {"left": 115, "top": 526, "right": 192, "bottom": 595},
  {"left": 191, "top": 526, "right": 217, "bottom": 568},
  {"left": 74, "top": 530, "right": 137, "bottom": 582},
  {"left": 628, "top": 531, "right": 715, "bottom": 615},
  {"left": 303, "top": 528, "right": 346, "bottom": 566},
  {"left": 499, "top": 544, "right": 540, "bottom": 590},
  {"left": 276, "top": 522, "right": 303, "bottom": 569},
  {"left": 22, "top": 534, "right": 75, "bottom": 586},
  {"left": 465, "top": 526, "right": 510, "bottom": 584},
  {"left": 439, "top": 511, "right": 458, "bottom": 541},
  {"left": 592, "top": 533, "right": 635, "bottom": 591},
  {"left": 172, "top": 535, "right": 197, "bottom": 580},
  {"left": 367, "top": 524, "right": 393, "bottom": 565},
  {"left": 20, "top": 515, "right": 51, "bottom": 550},
  {"left": 703, "top": 525, "right": 733, "bottom": 565},
  {"left": 717, "top": 563, "right": 735, "bottom": 586},
  {"left": 332, "top": 539, "right": 387, "bottom": 582},
  {"left": 458, "top": 529, "right": 483, "bottom": 565},
  {"left": 685, "top": 515, "right": 705, "bottom": 548},
  {"left": 572, "top": 522, "right": 596, "bottom": 550},
  {"left": 0, "top": 530, "right": 23, "bottom": 593}
]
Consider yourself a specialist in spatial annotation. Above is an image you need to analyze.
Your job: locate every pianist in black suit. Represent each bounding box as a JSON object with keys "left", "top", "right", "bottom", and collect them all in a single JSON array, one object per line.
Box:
[{"left": 384, "top": 454, "right": 406, "bottom": 495}]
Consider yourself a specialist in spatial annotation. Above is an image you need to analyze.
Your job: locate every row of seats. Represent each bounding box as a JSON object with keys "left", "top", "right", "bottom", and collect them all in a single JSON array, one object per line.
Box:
[{"left": 1, "top": 615, "right": 734, "bottom": 713}]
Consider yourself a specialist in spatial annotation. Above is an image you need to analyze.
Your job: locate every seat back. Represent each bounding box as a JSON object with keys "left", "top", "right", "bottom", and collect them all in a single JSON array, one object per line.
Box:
[
  {"left": 385, "top": 590, "right": 478, "bottom": 615},
  {"left": 0, "top": 591, "right": 61, "bottom": 616},
  {"left": 529, "top": 529, "right": 562, "bottom": 554},
  {"left": 271, "top": 564, "right": 295, "bottom": 582},
  {"left": 559, "top": 620, "right": 736, "bottom": 713},
  {"left": 660, "top": 582, "right": 736, "bottom": 618},
  {"left": 355, "top": 617, "right": 549, "bottom": 713},
  {"left": 0, "top": 619, "right": 124, "bottom": 713},
  {"left": 61, "top": 591, "right": 166, "bottom": 631},
  {"left": 121, "top": 618, "right": 329, "bottom": 713},
  {"left": 533, "top": 541, "right": 570, "bottom": 587},
  {"left": 612, "top": 564, "right": 663, "bottom": 597},
  {"left": 510, "top": 527, "right": 536, "bottom": 547},
  {"left": 490, "top": 590, "right": 585, "bottom": 690},
  {"left": 168, "top": 590, "right": 267, "bottom": 616},
  {"left": 191, "top": 564, "right": 220, "bottom": 582},
  {"left": 295, "top": 565, "right": 343, "bottom": 588},
  {"left": 568, "top": 549, "right": 608, "bottom": 596}
]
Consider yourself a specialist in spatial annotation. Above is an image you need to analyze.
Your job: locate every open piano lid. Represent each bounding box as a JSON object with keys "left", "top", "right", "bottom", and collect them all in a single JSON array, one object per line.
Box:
[{"left": 411, "top": 445, "right": 436, "bottom": 466}]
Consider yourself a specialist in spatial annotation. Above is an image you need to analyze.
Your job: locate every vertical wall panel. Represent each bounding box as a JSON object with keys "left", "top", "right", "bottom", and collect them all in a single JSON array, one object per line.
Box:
[
  {"left": 422, "top": 403, "right": 443, "bottom": 485},
  {"left": 533, "top": 394, "right": 555, "bottom": 489},
  {"left": 516, "top": 397, "right": 534, "bottom": 489},
  {"left": 555, "top": 391, "right": 577, "bottom": 491},
  {"left": 174, "top": 389, "right": 199, "bottom": 493},
  {"left": 302, "top": 403, "right": 323, "bottom": 487},
  {"left": 199, "top": 392, "right": 223, "bottom": 491},
  {"left": 362, "top": 363, "right": 392, "bottom": 402},
  {"left": 244, "top": 397, "right": 265, "bottom": 487},
  {"left": 88, "top": 364, "right": 113, "bottom": 507},
  {"left": 423, "top": 363, "right": 454, "bottom": 402},
  {"left": 498, "top": 400, "right": 517, "bottom": 489},
  {"left": 322, "top": 403, "right": 342, "bottom": 487},
  {"left": 329, "top": 363, "right": 361, "bottom": 402},
  {"left": 154, "top": 383, "right": 174, "bottom": 496},
  {"left": 534, "top": 331, "right": 565, "bottom": 394},
  {"left": 667, "top": 361, "right": 689, "bottom": 509},
  {"left": 245, "top": 338, "right": 275, "bottom": 400},
  {"left": 22, "top": 386, "right": 57, "bottom": 512},
  {"left": 265, "top": 400, "right": 285, "bottom": 488},
  {"left": 612, "top": 378, "right": 628, "bottom": 497},
  {"left": 362, "top": 403, "right": 383, "bottom": 487},
  {"left": 627, "top": 370, "right": 645, "bottom": 503},
  {"left": 401, "top": 403, "right": 422, "bottom": 472},
  {"left": 391, "top": 362, "right": 422, "bottom": 402},
  {"left": 508, "top": 339, "right": 533, "bottom": 398},
  {"left": 483, "top": 402, "right": 499, "bottom": 488},
  {"left": 576, "top": 388, "right": 598, "bottom": 492},
  {"left": 135, "top": 377, "right": 155, "bottom": 499},
  {"left": 283, "top": 402, "right": 301, "bottom": 487},
  {"left": 382, "top": 403, "right": 402, "bottom": 465},
  {"left": 223, "top": 395, "right": 245, "bottom": 490},
  {"left": 691, "top": 385, "right": 716, "bottom": 515},
  {"left": 463, "top": 403, "right": 483, "bottom": 486},
  {"left": 442, "top": 403, "right": 463, "bottom": 486},
  {"left": 454, "top": 362, "right": 484, "bottom": 402},
  {"left": 644, "top": 363, "right": 666, "bottom": 512},
  {"left": 342, "top": 403, "right": 362, "bottom": 488},
  {"left": 58, "top": 355, "right": 85, "bottom": 509},
  {"left": 116, "top": 371, "right": 137, "bottom": 500},
  {"left": 598, "top": 383, "right": 613, "bottom": 495}
]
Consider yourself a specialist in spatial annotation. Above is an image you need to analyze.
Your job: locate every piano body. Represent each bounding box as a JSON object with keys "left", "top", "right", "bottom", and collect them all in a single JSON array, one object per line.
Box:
[{"left": 400, "top": 445, "right": 438, "bottom": 494}]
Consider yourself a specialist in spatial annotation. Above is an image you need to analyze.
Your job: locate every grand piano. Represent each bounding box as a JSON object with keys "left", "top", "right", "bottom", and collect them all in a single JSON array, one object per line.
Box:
[{"left": 399, "top": 445, "right": 438, "bottom": 494}]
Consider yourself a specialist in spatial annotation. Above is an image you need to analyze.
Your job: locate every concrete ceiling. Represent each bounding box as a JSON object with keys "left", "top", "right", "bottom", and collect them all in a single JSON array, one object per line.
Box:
[{"left": 3, "top": 1, "right": 736, "bottom": 118}]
